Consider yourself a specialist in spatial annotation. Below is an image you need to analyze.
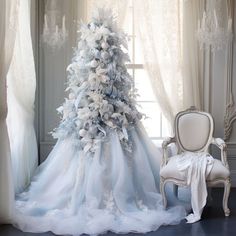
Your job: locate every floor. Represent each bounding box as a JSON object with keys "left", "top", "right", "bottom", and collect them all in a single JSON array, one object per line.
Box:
[{"left": 0, "top": 188, "right": 235, "bottom": 236}]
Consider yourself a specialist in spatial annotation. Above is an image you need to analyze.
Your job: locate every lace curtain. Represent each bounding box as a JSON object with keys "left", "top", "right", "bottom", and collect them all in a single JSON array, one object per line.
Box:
[
  {"left": 6, "top": 0, "right": 38, "bottom": 194},
  {"left": 0, "top": 0, "right": 37, "bottom": 221},
  {"left": 134, "top": 0, "right": 184, "bottom": 126},
  {"left": 135, "top": 0, "right": 203, "bottom": 128},
  {"left": 0, "top": 0, "right": 19, "bottom": 223}
]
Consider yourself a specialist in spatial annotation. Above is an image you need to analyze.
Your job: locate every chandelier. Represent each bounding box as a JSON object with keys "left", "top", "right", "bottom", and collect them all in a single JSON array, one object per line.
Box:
[
  {"left": 42, "top": 9, "right": 68, "bottom": 50},
  {"left": 197, "top": 9, "right": 233, "bottom": 51}
]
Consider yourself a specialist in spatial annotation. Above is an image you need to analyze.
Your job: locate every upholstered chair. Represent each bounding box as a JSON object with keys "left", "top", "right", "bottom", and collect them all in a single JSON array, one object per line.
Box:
[{"left": 160, "top": 106, "right": 231, "bottom": 216}]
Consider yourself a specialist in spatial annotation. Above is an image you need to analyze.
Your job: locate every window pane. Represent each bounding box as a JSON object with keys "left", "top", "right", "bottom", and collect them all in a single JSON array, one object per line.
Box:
[
  {"left": 134, "top": 69, "right": 156, "bottom": 101},
  {"left": 138, "top": 102, "right": 161, "bottom": 138},
  {"left": 161, "top": 114, "right": 171, "bottom": 138}
]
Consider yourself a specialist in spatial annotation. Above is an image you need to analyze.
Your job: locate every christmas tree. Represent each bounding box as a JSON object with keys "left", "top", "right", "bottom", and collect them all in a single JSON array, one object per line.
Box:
[
  {"left": 53, "top": 9, "right": 142, "bottom": 154},
  {"left": 14, "top": 10, "right": 185, "bottom": 235}
]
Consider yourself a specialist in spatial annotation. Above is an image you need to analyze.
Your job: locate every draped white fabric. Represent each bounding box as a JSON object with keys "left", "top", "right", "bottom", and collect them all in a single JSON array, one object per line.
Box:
[
  {"left": 0, "top": 0, "right": 19, "bottom": 223},
  {"left": 6, "top": 0, "right": 38, "bottom": 194},
  {"left": 176, "top": 152, "right": 214, "bottom": 223}
]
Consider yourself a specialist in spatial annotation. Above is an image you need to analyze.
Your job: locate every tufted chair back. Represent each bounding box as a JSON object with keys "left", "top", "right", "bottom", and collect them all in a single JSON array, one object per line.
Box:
[{"left": 174, "top": 108, "right": 214, "bottom": 153}]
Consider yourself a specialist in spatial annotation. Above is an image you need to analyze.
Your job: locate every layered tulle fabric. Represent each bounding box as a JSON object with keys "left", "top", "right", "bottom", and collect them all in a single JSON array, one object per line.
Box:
[{"left": 13, "top": 124, "right": 185, "bottom": 235}]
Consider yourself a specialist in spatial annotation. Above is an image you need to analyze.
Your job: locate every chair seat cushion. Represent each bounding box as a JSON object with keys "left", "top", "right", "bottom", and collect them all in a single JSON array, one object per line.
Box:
[{"left": 160, "top": 156, "right": 230, "bottom": 182}]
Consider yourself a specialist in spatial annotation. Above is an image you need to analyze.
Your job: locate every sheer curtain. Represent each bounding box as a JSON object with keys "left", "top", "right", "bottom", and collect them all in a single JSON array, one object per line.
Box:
[
  {"left": 0, "top": 0, "right": 19, "bottom": 223},
  {"left": 134, "top": 0, "right": 183, "bottom": 126},
  {"left": 134, "top": 0, "right": 203, "bottom": 129},
  {"left": 7, "top": 0, "right": 38, "bottom": 194}
]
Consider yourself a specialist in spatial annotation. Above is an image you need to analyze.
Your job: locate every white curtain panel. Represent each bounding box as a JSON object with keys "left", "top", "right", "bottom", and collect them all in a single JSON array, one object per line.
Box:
[
  {"left": 0, "top": 0, "right": 19, "bottom": 224},
  {"left": 7, "top": 0, "right": 38, "bottom": 194},
  {"left": 182, "top": 0, "right": 204, "bottom": 109}
]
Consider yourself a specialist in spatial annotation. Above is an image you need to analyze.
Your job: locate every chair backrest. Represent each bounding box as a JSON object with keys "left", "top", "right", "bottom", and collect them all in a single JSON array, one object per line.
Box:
[{"left": 174, "top": 107, "right": 214, "bottom": 152}]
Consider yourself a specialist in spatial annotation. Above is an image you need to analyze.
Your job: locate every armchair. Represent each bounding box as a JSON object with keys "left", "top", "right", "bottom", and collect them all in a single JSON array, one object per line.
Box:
[{"left": 160, "top": 107, "right": 231, "bottom": 217}]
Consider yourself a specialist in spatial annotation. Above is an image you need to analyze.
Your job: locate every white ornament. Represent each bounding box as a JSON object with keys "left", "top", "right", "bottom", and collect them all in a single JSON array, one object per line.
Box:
[
  {"left": 90, "top": 59, "right": 98, "bottom": 68},
  {"left": 79, "top": 129, "right": 87, "bottom": 137},
  {"left": 69, "top": 93, "right": 75, "bottom": 100},
  {"left": 101, "top": 41, "right": 109, "bottom": 49}
]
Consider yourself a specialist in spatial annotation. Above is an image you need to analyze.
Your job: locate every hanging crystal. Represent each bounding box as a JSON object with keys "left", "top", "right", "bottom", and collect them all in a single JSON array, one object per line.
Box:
[
  {"left": 42, "top": 0, "right": 68, "bottom": 50},
  {"left": 197, "top": 8, "right": 233, "bottom": 51}
]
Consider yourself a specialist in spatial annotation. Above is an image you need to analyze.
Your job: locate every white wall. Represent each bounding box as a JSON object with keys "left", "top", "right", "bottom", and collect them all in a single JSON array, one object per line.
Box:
[
  {"left": 209, "top": 3, "right": 236, "bottom": 186},
  {"left": 34, "top": 0, "right": 83, "bottom": 162}
]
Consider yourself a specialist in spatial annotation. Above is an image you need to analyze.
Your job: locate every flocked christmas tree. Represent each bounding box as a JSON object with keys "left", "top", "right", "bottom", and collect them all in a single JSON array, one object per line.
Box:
[
  {"left": 53, "top": 9, "right": 142, "bottom": 154},
  {"left": 14, "top": 10, "right": 185, "bottom": 235}
]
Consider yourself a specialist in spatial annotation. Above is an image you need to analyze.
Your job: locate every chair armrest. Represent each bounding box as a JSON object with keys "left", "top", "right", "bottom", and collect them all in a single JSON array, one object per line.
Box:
[
  {"left": 162, "top": 137, "right": 176, "bottom": 167},
  {"left": 211, "top": 138, "right": 229, "bottom": 168}
]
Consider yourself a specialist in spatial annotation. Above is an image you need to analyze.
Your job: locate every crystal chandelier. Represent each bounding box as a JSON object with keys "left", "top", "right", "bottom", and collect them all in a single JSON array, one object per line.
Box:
[
  {"left": 42, "top": 3, "right": 68, "bottom": 50},
  {"left": 197, "top": 9, "right": 233, "bottom": 51}
]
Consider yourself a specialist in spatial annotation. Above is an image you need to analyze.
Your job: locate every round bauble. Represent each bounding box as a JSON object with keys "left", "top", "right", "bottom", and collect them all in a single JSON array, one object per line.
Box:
[
  {"left": 90, "top": 59, "right": 98, "bottom": 68},
  {"left": 69, "top": 93, "right": 75, "bottom": 100},
  {"left": 101, "top": 41, "right": 109, "bottom": 49},
  {"left": 79, "top": 129, "right": 87, "bottom": 137}
]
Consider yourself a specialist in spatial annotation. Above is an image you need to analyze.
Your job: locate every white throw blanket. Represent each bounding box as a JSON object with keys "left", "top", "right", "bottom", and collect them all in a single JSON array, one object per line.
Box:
[{"left": 176, "top": 152, "right": 214, "bottom": 223}]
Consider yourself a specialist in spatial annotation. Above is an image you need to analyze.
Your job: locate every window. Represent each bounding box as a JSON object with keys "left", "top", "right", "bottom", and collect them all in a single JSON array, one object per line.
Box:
[{"left": 124, "top": 0, "right": 169, "bottom": 140}]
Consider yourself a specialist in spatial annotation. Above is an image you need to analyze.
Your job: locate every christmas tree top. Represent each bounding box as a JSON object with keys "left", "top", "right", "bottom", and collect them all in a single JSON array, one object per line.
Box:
[{"left": 53, "top": 8, "right": 142, "bottom": 154}]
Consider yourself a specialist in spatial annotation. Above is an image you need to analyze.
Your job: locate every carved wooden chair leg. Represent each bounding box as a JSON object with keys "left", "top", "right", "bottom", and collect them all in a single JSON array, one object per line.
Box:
[
  {"left": 223, "top": 179, "right": 231, "bottom": 217},
  {"left": 160, "top": 178, "right": 167, "bottom": 209}
]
